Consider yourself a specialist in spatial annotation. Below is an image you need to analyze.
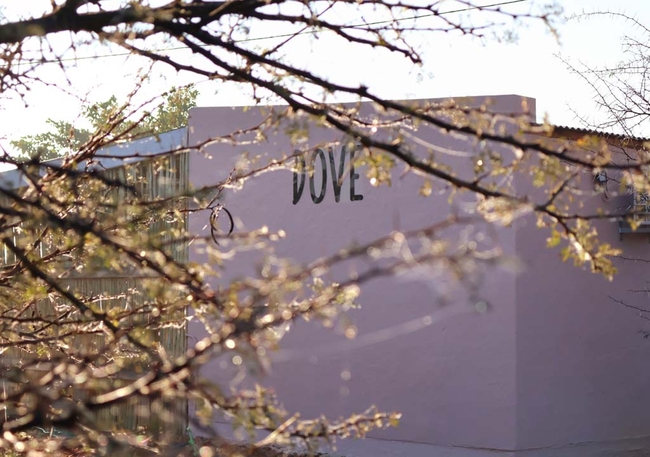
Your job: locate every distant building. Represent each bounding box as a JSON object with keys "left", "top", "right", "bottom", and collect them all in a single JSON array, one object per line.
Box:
[
  {"left": 187, "top": 95, "right": 650, "bottom": 457},
  {"left": 3, "top": 95, "right": 650, "bottom": 456}
]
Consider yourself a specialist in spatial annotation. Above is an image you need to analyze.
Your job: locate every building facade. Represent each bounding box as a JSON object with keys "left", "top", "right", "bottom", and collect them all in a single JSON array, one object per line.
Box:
[
  {"left": 186, "top": 95, "right": 650, "bottom": 456},
  {"left": 3, "top": 94, "right": 648, "bottom": 455}
]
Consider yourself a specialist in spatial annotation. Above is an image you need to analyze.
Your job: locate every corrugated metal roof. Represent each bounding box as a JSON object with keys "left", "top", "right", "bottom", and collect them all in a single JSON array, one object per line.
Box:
[
  {"left": 540, "top": 124, "right": 650, "bottom": 145},
  {"left": 0, "top": 127, "right": 187, "bottom": 189}
]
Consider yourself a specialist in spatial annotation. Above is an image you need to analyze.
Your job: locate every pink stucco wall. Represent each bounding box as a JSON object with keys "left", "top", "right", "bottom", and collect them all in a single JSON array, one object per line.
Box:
[
  {"left": 513, "top": 182, "right": 650, "bottom": 450},
  {"left": 186, "top": 95, "right": 650, "bottom": 456}
]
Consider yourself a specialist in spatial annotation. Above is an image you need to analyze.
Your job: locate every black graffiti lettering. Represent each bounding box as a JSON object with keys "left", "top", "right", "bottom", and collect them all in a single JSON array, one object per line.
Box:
[
  {"left": 349, "top": 147, "right": 364, "bottom": 202},
  {"left": 309, "top": 148, "right": 327, "bottom": 204},
  {"left": 328, "top": 146, "right": 345, "bottom": 203},
  {"left": 292, "top": 152, "right": 306, "bottom": 205},
  {"left": 292, "top": 146, "right": 364, "bottom": 204}
]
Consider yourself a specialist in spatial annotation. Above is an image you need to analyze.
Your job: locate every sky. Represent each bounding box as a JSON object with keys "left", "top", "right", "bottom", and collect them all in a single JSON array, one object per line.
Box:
[{"left": 1, "top": 0, "right": 648, "bottom": 149}]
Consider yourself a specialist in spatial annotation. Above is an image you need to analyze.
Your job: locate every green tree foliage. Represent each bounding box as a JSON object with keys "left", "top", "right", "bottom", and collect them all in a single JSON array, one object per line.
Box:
[{"left": 10, "top": 86, "right": 198, "bottom": 160}]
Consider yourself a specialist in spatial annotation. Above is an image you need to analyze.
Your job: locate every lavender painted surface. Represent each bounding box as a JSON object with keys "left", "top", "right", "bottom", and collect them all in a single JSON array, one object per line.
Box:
[
  {"left": 514, "top": 189, "right": 650, "bottom": 449},
  {"left": 185, "top": 95, "right": 650, "bottom": 456}
]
